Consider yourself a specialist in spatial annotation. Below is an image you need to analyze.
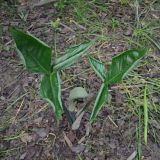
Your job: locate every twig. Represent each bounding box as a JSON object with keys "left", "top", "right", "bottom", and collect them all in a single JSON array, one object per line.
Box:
[
  {"left": 12, "top": 99, "right": 24, "bottom": 124},
  {"left": 135, "top": 0, "right": 140, "bottom": 28},
  {"left": 71, "top": 20, "right": 87, "bottom": 30},
  {"left": 60, "top": 22, "right": 75, "bottom": 33},
  {"left": 127, "top": 151, "right": 137, "bottom": 160},
  {"left": 33, "top": 0, "right": 56, "bottom": 7},
  {"left": 108, "top": 116, "right": 118, "bottom": 128}
]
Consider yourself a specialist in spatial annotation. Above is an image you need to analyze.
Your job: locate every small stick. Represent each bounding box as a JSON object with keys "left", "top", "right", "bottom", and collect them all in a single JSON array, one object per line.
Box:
[
  {"left": 33, "top": 0, "right": 56, "bottom": 7},
  {"left": 60, "top": 22, "right": 75, "bottom": 33}
]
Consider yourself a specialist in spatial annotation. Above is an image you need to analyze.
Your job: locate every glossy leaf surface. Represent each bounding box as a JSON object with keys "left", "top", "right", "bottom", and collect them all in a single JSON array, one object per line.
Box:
[
  {"left": 90, "top": 83, "right": 108, "bottom": 122},
  {"left": 11, "top": 27, "right": 52, "bottom": 74},
  {"left": 89, "top": 56, "right": 106, "bottom": 81},
  {"left": 106, "top": 49, "right": 147, "bottom": 85},
  {"left": 53, "top": 41, "right": 93, "bottom": 70},
  {"left": 40, "top": 72, "right": 63, "bottom": 119}
]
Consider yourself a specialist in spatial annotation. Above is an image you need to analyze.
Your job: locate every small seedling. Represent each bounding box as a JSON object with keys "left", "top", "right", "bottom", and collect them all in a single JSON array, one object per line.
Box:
[
  {"left": 111, "top": 18, "right": 120, "bottom": 30},
  {"left": 18, "top": 11, "right": 28, "bottom": 22},
  {"left": 11, "top": 27, "right": 93, "bottom": 120},
  {"left": 89, "top": 48, "right": 147, "bottom": 122},
  {"left": 49, "top": 18, "right": 61, "bottom": 31},
  {"left": 119, "top": 0, "right": 128, "bottom": 5},
  {"left": 54, "top": 0, "right": 70, "bottom": 13}
]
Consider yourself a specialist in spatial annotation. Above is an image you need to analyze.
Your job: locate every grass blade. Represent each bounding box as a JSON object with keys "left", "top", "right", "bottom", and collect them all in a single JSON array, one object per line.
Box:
[
  {"left": 144, "top": 85, "right": 148, "bottom": 145},
  {"left": 143, "top": 33, "right": 160, "bottom": 50},
  {"left": 136, "top": 107, "right": 142, "bottom": 160}
]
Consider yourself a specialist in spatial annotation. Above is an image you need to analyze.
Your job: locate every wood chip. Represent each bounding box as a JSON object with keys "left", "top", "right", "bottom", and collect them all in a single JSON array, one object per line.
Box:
[
  {"left": 72, "top": 111, "right": 85, "bottom": 130},
  {"left": 127, "top": 151, "right": 137, "bottom": 160},
  {"left": 63, "top": 132, "right": 73, "bottom": 148}
]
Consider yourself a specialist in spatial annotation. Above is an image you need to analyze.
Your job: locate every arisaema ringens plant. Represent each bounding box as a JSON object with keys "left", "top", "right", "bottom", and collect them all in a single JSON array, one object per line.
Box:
[
  {"left": 11, "top": 27, "right": 93, "bottom": 120},
  {"left": 89, "top": 49, "right": 147, "bottom": 122},
  {"left": 11, "top": 27, "right": 147, "bottom": 125}
]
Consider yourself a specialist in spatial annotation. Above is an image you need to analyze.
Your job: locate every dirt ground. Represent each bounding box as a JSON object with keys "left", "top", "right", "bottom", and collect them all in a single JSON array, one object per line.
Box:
[{"left": 0, "top": 1, "right": 160, "bottom": 160}]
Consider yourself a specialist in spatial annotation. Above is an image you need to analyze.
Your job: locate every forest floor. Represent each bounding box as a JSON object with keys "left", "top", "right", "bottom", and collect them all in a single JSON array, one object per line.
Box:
[{"left": 0, "top": 0, "right": 160, "bottom": 160}]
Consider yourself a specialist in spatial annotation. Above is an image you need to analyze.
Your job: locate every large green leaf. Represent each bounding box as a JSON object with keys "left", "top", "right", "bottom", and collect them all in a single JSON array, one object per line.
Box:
[
  {"left": 40, "top": 72, "right": 63, "bottom": 119},
  {"left": 53, "top": 41, "right": 93, "bottom": 70},
  {"left": 89, "top": 56, "right": 106, "bottom": 81},
  {"left": 106, "top": 49, "right": 147, "bottom": 85},
  {"left": 11, "top": 27, "right": 52, "bottom": 74},
  {"left": 90, "top": 83, "right": 108, "bottom": 122}
]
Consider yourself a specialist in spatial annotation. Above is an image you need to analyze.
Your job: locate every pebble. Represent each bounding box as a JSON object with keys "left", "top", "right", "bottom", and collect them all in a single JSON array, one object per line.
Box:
[{"left": 0, "top": 96, "right": 5, "bottom": 100}]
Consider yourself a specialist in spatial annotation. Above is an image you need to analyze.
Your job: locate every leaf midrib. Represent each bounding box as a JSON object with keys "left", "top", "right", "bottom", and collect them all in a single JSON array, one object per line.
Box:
[
  {"left": 106, "top": 59, "right": 140, "bottom": 84},
  {"left": 53, "top": 44, "right": 91, "bottom": 70},
  {"left": 30, "top": 53, "right": 50, "bottom": 73}
]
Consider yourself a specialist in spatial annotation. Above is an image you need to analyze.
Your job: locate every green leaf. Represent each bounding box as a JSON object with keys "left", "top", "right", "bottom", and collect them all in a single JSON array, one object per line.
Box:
[
  {"left": 68, "top": 87, "right": 89, "bottom": 112},
  {"left": 53, "top": 41, "right": 93, "bottom": 70},
  {"left": 106, "top": 49, "right": 147, "bottom": 85},
  {"left": 89, "top": 56, "right": 106, "bottom": 81},
  {"left": 40, "top": 72, "right": 63, "bottom": 119},
  {"left": 90, "top": 83, "right": 108, "bottom": 122},
  {"left": 11, "top": 27, "right": 52, "bottom": 74}
]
